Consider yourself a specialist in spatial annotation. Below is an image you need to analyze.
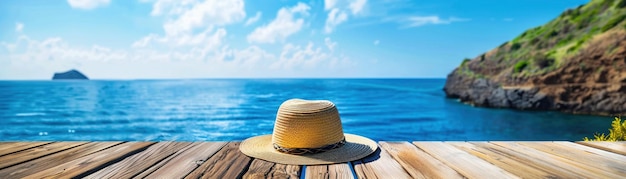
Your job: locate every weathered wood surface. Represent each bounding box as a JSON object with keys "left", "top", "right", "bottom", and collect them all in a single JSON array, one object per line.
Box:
[{"left": 0, "top": 141, "right": 623, "bottom": 178}]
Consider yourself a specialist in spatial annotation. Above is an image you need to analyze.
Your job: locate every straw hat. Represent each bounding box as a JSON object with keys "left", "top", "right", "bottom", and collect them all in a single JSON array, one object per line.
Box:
[{"left": 239, "top": 99, "right": 377, "bottom": 165}]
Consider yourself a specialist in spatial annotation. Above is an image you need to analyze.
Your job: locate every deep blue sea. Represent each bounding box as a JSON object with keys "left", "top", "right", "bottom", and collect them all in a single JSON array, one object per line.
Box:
[{"left": 0, "top": 79, "right": 611, "bottom": 141}]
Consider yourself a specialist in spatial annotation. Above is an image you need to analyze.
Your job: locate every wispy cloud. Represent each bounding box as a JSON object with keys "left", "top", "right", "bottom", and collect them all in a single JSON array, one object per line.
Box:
[
  {"left": 374, "top": 40, "right": 379, "bottom": 45},
  {"left": 245, "top": 11, "right": 262, "bottom": 26},
  {"left": 405, "top": 16, "right": 469, "bottom": 27},
  {"left": 324, "top": 0, "right": 368, "bottom": 34},
  {"left": 15, "top": 22, "right": 23, "bottom": 32},
  {"left": 247, "top": 3, "right": 310, "bottom": 44},
  {"left": 325, "top": 37, "right": 337, "bottom": 51},
  {"left": 325, "top": 8, "right": 348, "bottom": 33},
  {"left": 66, "top": 0, "right": 110, "bottom": 10}
]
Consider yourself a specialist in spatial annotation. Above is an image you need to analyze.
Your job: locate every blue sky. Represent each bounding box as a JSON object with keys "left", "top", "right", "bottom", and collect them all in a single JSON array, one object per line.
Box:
[{"left": 0, "top": 0, "right": 589, "bottom": 79}]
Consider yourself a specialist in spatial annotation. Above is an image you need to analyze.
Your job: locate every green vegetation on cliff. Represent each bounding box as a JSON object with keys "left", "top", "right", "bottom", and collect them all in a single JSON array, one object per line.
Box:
[{"left": 460, "top": 0, "right": 626, "bottom": 79}]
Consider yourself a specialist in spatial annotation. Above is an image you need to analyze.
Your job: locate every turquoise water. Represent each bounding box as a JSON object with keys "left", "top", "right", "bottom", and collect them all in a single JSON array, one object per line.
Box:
[{"left": 0, "top": 79, "right": 611, "bottom": 141}]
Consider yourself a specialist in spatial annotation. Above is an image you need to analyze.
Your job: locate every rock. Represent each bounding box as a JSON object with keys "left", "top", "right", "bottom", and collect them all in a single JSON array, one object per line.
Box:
[
  {"left": 52, "top": 69, "right": 89, "bottom": 80},
  {"left": 443, "top": 0, "right": 626, "bottom": 116}
]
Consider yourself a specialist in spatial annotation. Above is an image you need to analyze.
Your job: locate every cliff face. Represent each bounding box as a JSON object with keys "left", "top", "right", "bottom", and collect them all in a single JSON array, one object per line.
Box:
[
  {"left": 52, "top": 69, "right": 89, "bottom": 80},
  {"left": 444, "top": 0, "right": 626, "bottom": 115}
]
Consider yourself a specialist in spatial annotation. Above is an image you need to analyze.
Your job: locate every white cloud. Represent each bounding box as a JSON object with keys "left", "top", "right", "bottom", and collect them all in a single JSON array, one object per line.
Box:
[
  {"left": 67, "top": 0, "right": 110, "bottom": 10},
  {"left": 349, "top": 0, "right": 367, "bottom": 15},
  {"left": 135, "top": 0, "right": 244, "bottom": 49},
  {"left": 323, "top": 0, "right": 367, "bottom": 34},
  {"left": 247, "top": 3, "right": 310, "bottom": 44},
  {"left": 374, "top": 40, "right": 379, "bottom": 45},
  {"left": 133, "top": 28, "right": 226, "bottom": 49},
  {"left": 0, "top": 0, "right": 366, "bottom": 79},
  {"left": 406, "top": 16, "right": 468, "bottom": 27},
  {"left": 245, "top": 11, "right": 262, "bottom": 26},
  {"left": 325, "top": 0, "right": 337, "bottom": 10},
  {"left": 270, "top": 42, "right": 353, "bottom": 73},
  {"left": 160, "top": 0, "right": 245, "bottom": 36},
  {"left": 324, "top": 37, "right": 337, "bottom": 51},
  {"left": 324, "top": 8, "right": 348, "bottom": 33},
  {"left": 15, "top": 22, "right": 23, "bottom": 32}
]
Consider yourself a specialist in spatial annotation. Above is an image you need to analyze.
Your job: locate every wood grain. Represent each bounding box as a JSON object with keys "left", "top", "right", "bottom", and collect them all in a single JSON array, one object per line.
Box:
[
  {"left": 328, "top": 163, "right": 354, "bottom": 179},
  {"left": 147, "top": 142, "right": 226, "bottom": 178},
  {"left": 0, "top": 142, "right": 52, "bottom": 157},
  {"left": 24, "top": 142, "right": 154, "bottom": 179},
  {"left": 185, "top": 142, "right": 251, "bottom": 179},
  {"left": 375, "top": 142, "right": 457, "bottom": 179},
  {"left": 243, "top": 159, "right": 275, "bottom": 179},
  {"left": 85, "top": 142, "right": 193, "bottom": 178},
  {"left": 305, "top": 163, "right": 354, "bottom": 179},
  {"left": 491, "top": 142, "right": 618, "bottom": 178},
  {"left": 1, "top": 141, "right": 625, "bottom": 179},
  {"left": 353, "top": 144, "right": 411, "bottom": 179},
  {"left": 450, "top": 142, "right": 565, "bottom": 178},
  {"left": 268, "top": 163, "right": 301, "bottom": 179},
  {"left": 0, "top": 142, "right": 86, "bottom": 169},
  {"left": 413, "top": 142, "right": 519, "bottom": 179},
  {"left": 0, "top": 142, "right": 122, "bottom": 179},
  {"left": 133, "top": 142, "right": 198, "bottom": 178},
  {"left": 577, "top": 141, "right": 626, "bottom": 156},
  {"left": 518, "top": 142, "right": 626, "bottom": 177},
  {"left": 243, "top": 159, "right": 301, "bottom": 179}
]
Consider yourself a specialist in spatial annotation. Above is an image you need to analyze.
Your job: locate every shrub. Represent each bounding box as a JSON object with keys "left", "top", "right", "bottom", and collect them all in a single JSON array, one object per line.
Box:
[
  {"left": 584, "top": 117, "right": 626, "bottom": 141},
  {"left": 619, "top": 0, "right": 626, "bottom": 8},
  {"left": 461, "top": 58, "right": 471, "bottom": 66},
  {"left": 601, "top": 13, "right": 626, "bottom": 32},
  {"left": 514, "top": 60, "right": 529, "bottom": 73},
  {"left": 510, "top": 42, "right": 522, "bottom": 51},
  {"left": 534, "top": 57, "right": 555, "bottom": 68}
]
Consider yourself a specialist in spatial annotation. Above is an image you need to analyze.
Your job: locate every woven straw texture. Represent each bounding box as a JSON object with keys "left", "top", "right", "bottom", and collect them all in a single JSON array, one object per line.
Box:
[
  {"left": 239, "top": 99, "right": 378, "bottom": 165},
  {"left": 240, "top": 134, "right": 377, "bottom": 165},
  {"left": 272, "top": 99, "right": 344, "bottom": 148}
]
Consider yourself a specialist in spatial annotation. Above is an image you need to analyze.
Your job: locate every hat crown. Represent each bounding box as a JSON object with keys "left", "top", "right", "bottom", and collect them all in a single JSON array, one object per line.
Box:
[{"left": 272, "top": 99, "right": 345, "bottom": 149}]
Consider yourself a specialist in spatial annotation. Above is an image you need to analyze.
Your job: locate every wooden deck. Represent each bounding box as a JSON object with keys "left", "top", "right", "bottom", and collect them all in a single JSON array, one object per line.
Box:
[{"left": 0, "top": 141, "right": 625, "bottom": 178}]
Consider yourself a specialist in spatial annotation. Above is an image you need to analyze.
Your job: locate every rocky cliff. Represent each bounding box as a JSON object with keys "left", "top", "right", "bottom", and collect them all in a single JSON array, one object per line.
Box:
[
  {"left": 444, "top": 0, "right": 626, "bottom": 116},
  {"left": 52, "top": 69, "right": 89, "bottom": 80}
]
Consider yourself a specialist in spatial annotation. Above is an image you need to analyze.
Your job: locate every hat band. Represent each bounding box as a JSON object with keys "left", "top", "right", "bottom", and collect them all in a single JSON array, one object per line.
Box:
[{"left": 273, "top": 138, "right": 346, "bottom": 155}]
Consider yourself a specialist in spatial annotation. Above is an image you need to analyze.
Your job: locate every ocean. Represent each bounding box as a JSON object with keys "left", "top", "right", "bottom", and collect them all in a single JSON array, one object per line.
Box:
[{"left": 0, "top": 79, "right": 611, "bottom": 141}]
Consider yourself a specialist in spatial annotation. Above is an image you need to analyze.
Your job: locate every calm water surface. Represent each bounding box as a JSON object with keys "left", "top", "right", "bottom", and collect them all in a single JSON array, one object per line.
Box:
[{"left": 0, "top": 79, "right": 611, "bottom": 141}]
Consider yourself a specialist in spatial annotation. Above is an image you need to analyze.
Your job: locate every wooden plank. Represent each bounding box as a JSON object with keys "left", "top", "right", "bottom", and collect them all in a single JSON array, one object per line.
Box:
[
  {"left": 577, "top": 141, "right": 626, "bottom": 156},
  {"left": 85, "top": 142, "right": 193, "bottom": 178},
  {"left": 518, "top": 142, "right": 626, "bottom": 176},
  {"left": 0, "top": 142, "right": 52, "bottom": 157},
  {"left": 134, "top": 142, "right": 198, "bottom": 178},
  {"left": 353, "top": 144, "right": 411, "bottom": 179},
  {"left": 328, "top": 163, "right": 354, "bottom": 179},
  {"left": 491, "top": 142, "right": 619, "bottom": 178},
  {"left": 0, "top": 142, "right": 122, "bottom": 179},
  {"left": 305, "top": 165, "right": 328, "bottom": 179},
  {"left": 375, "top": 142, "right": 457, "bottom": 179},
  {"left": 147, "top": 142, "right": 226, "bottom": 178},
  {"left": 269, "top": 163, "right": 301, "bottom": 179},
  {"left": 305, "top": 163, "right": 354, "bottom": 179},
  {"left": 184, "top": 142, "right": 251, "bottom": 179},
  {"left": 243, "top": 159, "right": 301, "bottom": 179},
  {"left": 0, "top": 142, "right": 86, "bottom": 169},
  {"left": 450, "top": 142, "right": 567, "bottom": 178},
  {"left": 24, "top": 142, "right": 154, "bottom": 178},
  {"left": 243, "top": 159, "right": 275, "bottom": 179},
  {"left": 413, "top": 142, "right": 519, "bottom": 179}
]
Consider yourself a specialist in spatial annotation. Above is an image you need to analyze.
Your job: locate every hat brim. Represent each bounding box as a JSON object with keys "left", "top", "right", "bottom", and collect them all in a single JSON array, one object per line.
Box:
[{"left": 239, "top": 133, "right": 378, "bottom": 165}]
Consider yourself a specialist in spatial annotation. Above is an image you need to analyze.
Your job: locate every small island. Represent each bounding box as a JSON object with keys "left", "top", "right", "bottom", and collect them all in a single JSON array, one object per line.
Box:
[{"left": 52, "top": 69, "right": 89, "bottom": 80}]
